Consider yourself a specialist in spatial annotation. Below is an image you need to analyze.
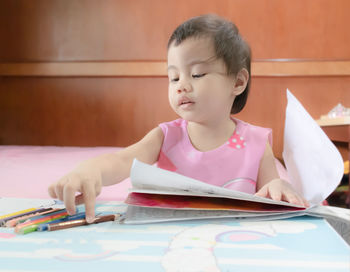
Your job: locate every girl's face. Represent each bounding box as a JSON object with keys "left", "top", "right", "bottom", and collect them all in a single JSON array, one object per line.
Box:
[{"left": 167, "top": 37, "right": 238, "bottom": 125}]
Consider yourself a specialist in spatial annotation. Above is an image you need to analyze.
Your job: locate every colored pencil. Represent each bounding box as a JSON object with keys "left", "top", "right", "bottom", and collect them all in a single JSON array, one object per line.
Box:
[
  {"left": 4, "top": 208, "right": 55, "bottom": 227},
  {"left": 15, "top": 211, "right": 69, "bottom": 233},
  {"left": 37, "top": 212, "right": 86, "bottom": 231},
  {"left": 17, "top": 215, "right": 68, "bottom": 235},
  {"left": 0, "top": 208, "right": 41, "bottom": 226},
  {"left": 0, "top": 208, "right": 37, "bottom": 220},
  {"left": 47, "top": 214, "right": 118, "bottom": 231},
  {"left": 18, "top": 208, "right": 66, "bottom": 224}
]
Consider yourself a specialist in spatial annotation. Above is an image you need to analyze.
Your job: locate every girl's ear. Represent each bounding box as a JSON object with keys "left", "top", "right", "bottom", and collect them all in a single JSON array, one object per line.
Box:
[{"left": 232, "top": 68, "right": 249, "bottom": 96}]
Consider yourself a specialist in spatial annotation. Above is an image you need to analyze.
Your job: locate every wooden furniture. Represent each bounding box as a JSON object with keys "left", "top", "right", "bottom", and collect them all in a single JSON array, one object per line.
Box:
[
  {"left": 1, "top": 0, "right": 350, "bottom": 160},
  {"left": 317, "top": 117, "right": 350, "bottom": 207}
]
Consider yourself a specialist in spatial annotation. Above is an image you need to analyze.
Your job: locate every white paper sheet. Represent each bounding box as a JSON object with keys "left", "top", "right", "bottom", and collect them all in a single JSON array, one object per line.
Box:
[
  {"left": 282, "top": 89, "right": 344, "bottom": 205},
  {"left": 130, "top": 159, "right": 302, "bottom": 207}
]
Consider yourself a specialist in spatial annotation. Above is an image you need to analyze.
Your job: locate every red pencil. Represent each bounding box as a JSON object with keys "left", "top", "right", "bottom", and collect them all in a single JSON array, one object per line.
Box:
[{"left": 15, "top": 211, "right": 69, "bottom": 233}]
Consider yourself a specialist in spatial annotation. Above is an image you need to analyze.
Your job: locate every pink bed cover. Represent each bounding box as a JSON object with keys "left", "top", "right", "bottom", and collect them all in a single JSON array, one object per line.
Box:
[
  {"left": 1, "top": 145, "right": 290, "bottom": 201},
  {"left": 0, "top": 145, "right": 131, "bottom": 200}
]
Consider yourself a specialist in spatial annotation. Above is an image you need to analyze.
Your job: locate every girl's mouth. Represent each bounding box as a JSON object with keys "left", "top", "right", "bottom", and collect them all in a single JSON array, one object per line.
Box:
[
  {"left": 178, "top": 97, "right": 194, "bottom": 107},
  {"left": 179, "top": 101, "right": 194, "bottom": 109}
]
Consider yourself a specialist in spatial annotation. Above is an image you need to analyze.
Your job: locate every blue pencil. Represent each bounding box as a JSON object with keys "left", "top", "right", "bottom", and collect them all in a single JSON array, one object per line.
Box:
[
  {"left": 37, "top": 212, "right": 86, "bottom": 231},
  {"left": 20, "top": 208, "right": 67, "bottom": 224}
]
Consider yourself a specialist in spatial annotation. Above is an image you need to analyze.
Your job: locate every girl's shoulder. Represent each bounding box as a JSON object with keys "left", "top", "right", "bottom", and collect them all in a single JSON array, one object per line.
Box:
[
  {"left": 159, "top": 118, "right": 186, "bottom": 128},
  {"left": 158, "top": 119, "right": 187, "bottom": 151},
  {"left": 158, "top": 118, "right": 186, "bottom": 134},
  {"left": 235, "top": 118, "right": 271, "bottom": 130},
  {"left": 232, "top": 117, "right": 272, "bottom": 144}
]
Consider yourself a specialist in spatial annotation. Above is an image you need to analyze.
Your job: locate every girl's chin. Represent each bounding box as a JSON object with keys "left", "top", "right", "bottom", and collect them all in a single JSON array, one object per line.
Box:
[{"left": 177, "top": 113, "right": 204, "bottom": 123}]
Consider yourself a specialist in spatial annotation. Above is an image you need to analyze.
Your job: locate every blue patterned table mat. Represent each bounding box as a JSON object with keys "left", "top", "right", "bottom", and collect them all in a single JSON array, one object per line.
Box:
[{"left": 0, "top": 199, "right": 349, "bottom": 272}]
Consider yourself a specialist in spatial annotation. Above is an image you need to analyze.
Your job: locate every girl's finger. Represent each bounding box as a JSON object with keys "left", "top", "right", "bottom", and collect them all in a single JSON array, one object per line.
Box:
[
  {"left": 283, "top": 191, "right": 301, "bottom": 205},
  {"left": 82, "top": 183, "right": 96, "bottom": 223},
  {"left": 48, "top": 183, "right": 57, "bottom": 199},
  {"left": 54, "top": 178, "right": 69, "bottom": 201},
  {"left": 63, "top": 179, "right": 81, "bottom": 215},
  {"left": 302, "top": 197, "right": 310, "bottom": 207},
  {"left": 255, "top": 186, "right": 268, "bottom": 197},
  {"left": 268, "top": 188, "right": 282, "bottom": 202}
]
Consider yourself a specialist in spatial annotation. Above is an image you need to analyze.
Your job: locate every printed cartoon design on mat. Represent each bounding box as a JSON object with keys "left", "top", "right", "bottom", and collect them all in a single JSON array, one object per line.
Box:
[{"left": 161, "top": 221, "right": 316, "bottom": 271}]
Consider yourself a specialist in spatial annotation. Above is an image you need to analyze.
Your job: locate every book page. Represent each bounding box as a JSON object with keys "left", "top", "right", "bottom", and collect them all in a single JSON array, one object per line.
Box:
[
  {"left": 122, "top": 205, "right": 305, "bottom": 224},
  {"left": 283, "top": 89, "right": 344, "bottom": 205},
  {"left": 130, "top": 159, "right": 303, "bottom": 208},
  {"left": 306, "top": 205, "right": 350, "bottom": 223},
  {"left": 125, "top": 192, "right": 305, "bottom": 212}
]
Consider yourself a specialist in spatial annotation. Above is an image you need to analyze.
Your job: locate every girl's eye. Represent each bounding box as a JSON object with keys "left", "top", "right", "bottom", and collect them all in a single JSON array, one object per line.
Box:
[
  {"left": 192, "top": 73, "right": 206, "bottom": 78},
  {"left": 170, "top": 78, "right": 179, "bottom": 82}
]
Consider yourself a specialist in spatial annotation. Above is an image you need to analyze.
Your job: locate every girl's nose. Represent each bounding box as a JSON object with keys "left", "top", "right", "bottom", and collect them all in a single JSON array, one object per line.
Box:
[
  {"left": 177, "top": 81, "right": 192, "bottom": 93},
  {"left": 177, "top": 87, "right": 189, "bottom": 94}
]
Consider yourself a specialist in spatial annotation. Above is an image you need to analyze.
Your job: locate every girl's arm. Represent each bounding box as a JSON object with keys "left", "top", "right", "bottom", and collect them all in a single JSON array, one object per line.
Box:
[
  {"left": 255, "top": 141, "right": 309, "bottom": 207},
  {"left": 48, "top": 127, "right": 164, "bottom": 222}
]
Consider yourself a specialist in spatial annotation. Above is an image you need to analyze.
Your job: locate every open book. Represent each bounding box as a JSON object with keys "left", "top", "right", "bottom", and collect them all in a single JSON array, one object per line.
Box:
[{"left": 122, "top": 159, "right": 350, "bottom": 224}]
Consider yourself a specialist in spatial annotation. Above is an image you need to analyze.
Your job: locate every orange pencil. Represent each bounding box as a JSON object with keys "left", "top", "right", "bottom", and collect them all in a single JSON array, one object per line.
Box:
[
  {"left": 16, "top": 215, "right": 69, "bottom": 235},
  {"left": 15, "top": 211, "right": 69, "bottom": 233}
]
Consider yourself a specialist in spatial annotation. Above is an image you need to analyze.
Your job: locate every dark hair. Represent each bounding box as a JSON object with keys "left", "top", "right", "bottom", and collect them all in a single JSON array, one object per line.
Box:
[{"left": 168, "top": 14, "right": 251, "bottom": 114}]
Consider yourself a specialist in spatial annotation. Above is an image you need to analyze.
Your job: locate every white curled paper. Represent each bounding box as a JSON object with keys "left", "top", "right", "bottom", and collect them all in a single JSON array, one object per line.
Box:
[{"left": 282, "top": 89, "right": 344, "bottom": 206}]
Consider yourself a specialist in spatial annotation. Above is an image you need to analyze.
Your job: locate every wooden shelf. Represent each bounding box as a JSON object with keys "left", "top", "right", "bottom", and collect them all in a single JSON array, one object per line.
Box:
[
  {"left": 316, "top": 117, "right": 350, "bottom": 126},
  {"left": 1, "top": 60, "right": 350, "bottom": 77}
]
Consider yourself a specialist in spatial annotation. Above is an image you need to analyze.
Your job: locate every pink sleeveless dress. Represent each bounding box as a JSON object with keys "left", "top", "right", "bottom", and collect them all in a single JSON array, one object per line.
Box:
[{"left": 156, "top": 118, "right": 272, "bottom": 194}]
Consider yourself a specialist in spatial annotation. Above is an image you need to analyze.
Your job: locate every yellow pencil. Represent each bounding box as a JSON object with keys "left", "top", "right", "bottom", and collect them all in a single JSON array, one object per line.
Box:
[{"left": 0, "top": 208, "right": 37, "bottom": 220}]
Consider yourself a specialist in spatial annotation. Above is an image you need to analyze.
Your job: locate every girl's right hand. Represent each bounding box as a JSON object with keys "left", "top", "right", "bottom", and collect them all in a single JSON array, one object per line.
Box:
[
  {"left": 48, "top": 164, "right": 102, "bottom": 223},
  {"left": 48, "top": 127, "right": 164, "bottom": 223}
]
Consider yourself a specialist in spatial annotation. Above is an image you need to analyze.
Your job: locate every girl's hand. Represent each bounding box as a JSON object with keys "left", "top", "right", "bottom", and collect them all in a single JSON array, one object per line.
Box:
[
  {"left": 255, "top": 178, "right": 309, "bottom": 207},
  {"left": 48, "top": 164, "right": 102, "bottom": 223}
]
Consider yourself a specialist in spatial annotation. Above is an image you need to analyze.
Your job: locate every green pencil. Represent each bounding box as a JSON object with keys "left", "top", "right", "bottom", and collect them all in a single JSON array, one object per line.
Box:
[{"left": 17, "top": 215, "right": 68, "bottom": 235}]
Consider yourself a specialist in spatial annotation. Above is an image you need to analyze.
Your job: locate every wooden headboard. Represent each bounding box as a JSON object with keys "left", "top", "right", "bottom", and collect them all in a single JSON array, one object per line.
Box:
[{"left": 1, "top": 0, "right": 349, "bottom": 160}]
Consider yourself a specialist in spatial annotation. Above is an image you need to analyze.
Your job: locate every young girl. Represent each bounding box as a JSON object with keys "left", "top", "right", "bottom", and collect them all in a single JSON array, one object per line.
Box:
[{"left": 48, "top": 14, "right": 308, "bottom": 223}]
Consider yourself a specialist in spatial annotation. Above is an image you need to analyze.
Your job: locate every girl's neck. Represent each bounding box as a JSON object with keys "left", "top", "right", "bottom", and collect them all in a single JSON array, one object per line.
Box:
[{"left": 187, "top": 117, "right": 236, "bottom": 152}]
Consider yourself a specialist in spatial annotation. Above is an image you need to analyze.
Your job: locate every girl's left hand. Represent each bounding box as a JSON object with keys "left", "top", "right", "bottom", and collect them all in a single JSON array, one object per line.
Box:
[{"left": 255, "top": 178, "right": 309, "bottom": 207}]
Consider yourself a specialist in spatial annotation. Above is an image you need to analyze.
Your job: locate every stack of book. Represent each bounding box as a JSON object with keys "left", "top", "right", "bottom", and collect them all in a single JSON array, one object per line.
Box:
[{"left": 121, "top": 159, "right": 350, "bottom": 225}]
